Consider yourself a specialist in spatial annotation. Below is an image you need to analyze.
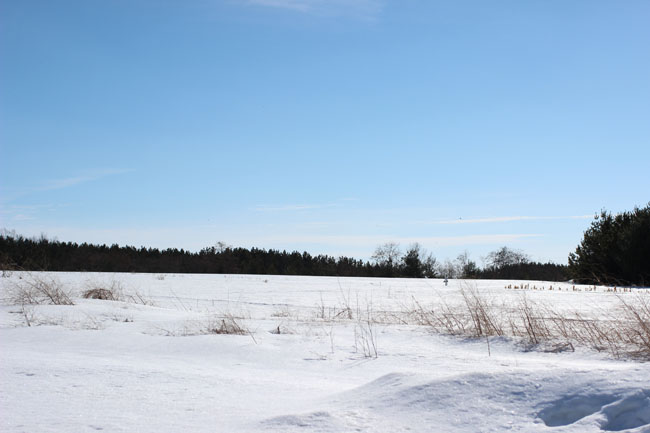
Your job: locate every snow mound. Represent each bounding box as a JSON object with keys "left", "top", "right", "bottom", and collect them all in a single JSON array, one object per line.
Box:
[
  {"left": 538, "top": 390, "right": 650, "bottom": 431},
  {"left": 539, "top": 394, "right": 619, "bottom": 427},
  {"left": 264, "top": 411, "right": 339, "bottom": 430},
  {"left": 600, "top": 391, "right": 650, "bottom": 431},
  {"left": 263, "top": 371, "right": 650, "bottom": 432}
]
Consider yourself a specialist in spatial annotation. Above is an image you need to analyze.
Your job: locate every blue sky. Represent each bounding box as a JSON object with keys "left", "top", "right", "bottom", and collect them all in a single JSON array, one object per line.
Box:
[{"left": 1, "top": 0, "right": 649, "bottom": 264}]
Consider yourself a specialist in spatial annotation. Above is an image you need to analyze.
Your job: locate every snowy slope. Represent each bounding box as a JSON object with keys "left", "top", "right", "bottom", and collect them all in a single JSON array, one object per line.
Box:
[{"left": 1, "top": 272, "right": 649, "bottom": 432}]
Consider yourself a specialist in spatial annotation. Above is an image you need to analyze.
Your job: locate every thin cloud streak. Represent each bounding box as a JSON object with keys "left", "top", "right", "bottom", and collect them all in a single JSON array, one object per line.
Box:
[
  {"left": 0, "top": 204, "right": 68, "bottom": 224},
  {"left": 433, "top": 215, "right": 593, "bottom": 225},
  {"left": 2, "top": 169, "right": 134, "bottom": 203},
  {"left": 10, "top": 225, "right": 542, "bottom": 254},
  {"left": 245, "top": 0, "right": 384, "bottom": 17},
  {"left": 254, "top": 203, "right": 341, "bottom": 212},
  {"left": 37, "top": 168, "right": 133, "bottom": 192},
  {"left": 247, "top": 0, "right": 310, "bottom": 12},
  {"left": 253, "top": 233, "right": 543, "bottom": 247}
]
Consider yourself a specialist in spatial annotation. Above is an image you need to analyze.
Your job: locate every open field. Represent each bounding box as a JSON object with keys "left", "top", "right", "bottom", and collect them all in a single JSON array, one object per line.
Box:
[{"left": 2, "top": 272, "right": 650, "bottom": 432}]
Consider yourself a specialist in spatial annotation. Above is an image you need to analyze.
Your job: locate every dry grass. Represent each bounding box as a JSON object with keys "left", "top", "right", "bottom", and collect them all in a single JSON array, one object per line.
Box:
[
  {"left": 271, "top": 306, "right": 293, "bottom": 318},
  {"left": 354, "top": 303, "right": 379, "bottom": 358},
  {"left": 165, "top": 313, "right": 251, "bottom": 338},
  {"left": 83, "top": 288, "right": 121, "bottom": 301},
  {"left": 82, "top": 280, "right": 154, "bottom": 306},
  {"left": 400, "top": 283, "right": 650, "bottom": 360},
  {"left": 460, "top": 284, "right": 504, "bottom": 338},
  {"left": 208, "top": 314, "right": 248, "bottom": 335},
  {"left": 616, "top": 295, "right": 650, "bottom": 358},
  {"left": 82, "top": 280, "right": 125, "bottom": 301},
  {"left": 7, "top": 273, "right": 74, "bottom": 306},
  {"left": 6, "top": 273, "right": 648, "bottom": 360}
]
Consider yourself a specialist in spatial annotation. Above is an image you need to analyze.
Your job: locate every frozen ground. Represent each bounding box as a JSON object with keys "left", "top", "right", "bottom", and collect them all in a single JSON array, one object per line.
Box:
[{"left": 1, "top": 272, "right": 650, "bottom": 432}]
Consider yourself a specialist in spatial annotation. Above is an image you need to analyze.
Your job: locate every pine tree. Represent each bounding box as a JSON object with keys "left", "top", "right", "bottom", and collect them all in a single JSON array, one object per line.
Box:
[{"left": 569, "top": 203, "right": 650, "bottom": 285}]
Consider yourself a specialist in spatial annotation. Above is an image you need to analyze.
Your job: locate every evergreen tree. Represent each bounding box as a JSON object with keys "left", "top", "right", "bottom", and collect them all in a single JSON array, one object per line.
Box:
[
  {"left": 401, "top": 243, "right": 434, "bottom": 278},
  {"left": 569, "top": 204, "right": 650, "bottom": 286}
]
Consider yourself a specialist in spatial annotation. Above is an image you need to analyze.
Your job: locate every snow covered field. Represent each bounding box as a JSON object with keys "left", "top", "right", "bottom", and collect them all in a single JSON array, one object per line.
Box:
[{"left": 2, "top": 272, "right": 650, "bottom": 432}]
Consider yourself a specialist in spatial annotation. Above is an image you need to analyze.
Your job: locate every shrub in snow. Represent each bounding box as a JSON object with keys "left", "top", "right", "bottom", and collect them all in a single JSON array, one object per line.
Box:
[
  {"left": 208, "top": 314, "right": 248, "bottom": 335},
  {"left": 82, "top": 280, "right": 154, "bottom": 306},
  {"left": 7, "top": 273, "right": 74, "bottom": 306}
]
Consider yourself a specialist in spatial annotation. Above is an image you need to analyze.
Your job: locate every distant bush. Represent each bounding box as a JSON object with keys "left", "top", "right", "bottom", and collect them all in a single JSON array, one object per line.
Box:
[{"left": 569, "top": 204, "right": 650, "bottom": 286}]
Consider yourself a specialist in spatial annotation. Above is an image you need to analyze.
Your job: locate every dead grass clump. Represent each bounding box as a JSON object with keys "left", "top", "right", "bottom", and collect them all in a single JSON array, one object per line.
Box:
[
  {"left": 405, "top": 295, "right": 468, "bottom": 335},
  {"left": 269, "top": 323, "right": 295, "bottom": 335},
  {"left": 354, "top": 303, "right": 378, "bottom": 358},
  {"left": 510, "top": 295, "right": 554, "bottom": 346},
  {"left": 271, "top": 306, "right": 293, "bottom": 318},
  {"left": 8, "top": 273, "right": 74, "bottom": 306},
  {"left": 566, "top": 311, "right": 620, "bottom": 356},
  {"left": 83, "top": 288, "right": 120, "bottom": 301},
  {"left": 208, "top": 314, "right": 248, "bottom": 335},
  {"left": 164, "top": 313, "right": 251, "bottom": 338},
  {"left": 409, "top": 284, "right": 650, "bottom": 360},
  {"left": 617, "top": 295, "right": 650, "bottom": 358},
  {"left": 82, "top": 280, "right": 125, "bottom": 301},
  {"left": 82, "top": 280, "right": 154, "bottom": 306},
  {"left": 460, "top": 284, "right": 504, "bottom": 338}
]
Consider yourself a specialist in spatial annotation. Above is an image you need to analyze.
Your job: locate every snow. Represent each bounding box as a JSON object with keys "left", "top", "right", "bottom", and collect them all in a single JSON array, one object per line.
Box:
[{"left": 1, "top": 272, "right": 650, "bottom": 432}]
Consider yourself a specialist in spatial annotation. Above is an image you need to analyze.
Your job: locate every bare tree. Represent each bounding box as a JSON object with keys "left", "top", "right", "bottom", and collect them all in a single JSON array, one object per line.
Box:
[
  {"left": 440, "top": 259, "right": 458, "bottom": 279},
  {"left": 215, "top": 241, "right": 231, "bottom": 253},
  {"left": 456, "top": 251, "right": 479, "bottom": 278},
  {"left": 371, "top": 242, "right": 401, "bottom": 270},
  {"left": 483, "top": 246, "right": 529, "bottom": 271}
]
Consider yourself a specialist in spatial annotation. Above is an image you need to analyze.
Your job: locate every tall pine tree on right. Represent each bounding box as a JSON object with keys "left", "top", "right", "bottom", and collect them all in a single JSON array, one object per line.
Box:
[{"left": 569, "top": 203, "right": 650, "bottom": 286}]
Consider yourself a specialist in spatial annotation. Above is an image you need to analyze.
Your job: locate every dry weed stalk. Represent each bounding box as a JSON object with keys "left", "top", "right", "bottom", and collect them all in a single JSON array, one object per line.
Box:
[
  {"left": 617, "top": 295, "right": 650, "bottom": 358},
  {"left": 209, "top": 313, "right": 248, "bottom": 335},
  {"left": 409, "top": 283, "right": 650, "bottom": 360},
  {"left": 8, "top": 273, "right": 74, "bottom": 306},
  {"left": 354, "top": 302, "right": 378, "bottom": 358},
  {"left": 460, "top": 284, "right": 504, "bottom": 338}
]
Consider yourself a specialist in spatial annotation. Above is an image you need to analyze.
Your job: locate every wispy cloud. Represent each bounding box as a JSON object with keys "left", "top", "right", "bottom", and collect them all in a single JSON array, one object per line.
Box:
[
  {"left": 10, "top": 214, "right": 37, "bottom": 222},
  {"left": 245, "top": 0, "right": 384, "bottom": 18},
  {"left": 1, "top": 168, "right": 134, "bottom": 203},
  {"left": 432, "top": 215, "right": 593, "bottom": 225},
  {"left": 247, "top": 0, "right": 311, "bottom": 12},
  {"left": 37, "top": 168, "right": 133, "bottom": 192},
  {"left": 251, "top": 233, "right": 543, "bottom": 247},
  {"left": 0, "top": 204, "right": 68, "bottom": 224},
  {"left": 254, "top": 203, "right": 341, "bottom": 212}
]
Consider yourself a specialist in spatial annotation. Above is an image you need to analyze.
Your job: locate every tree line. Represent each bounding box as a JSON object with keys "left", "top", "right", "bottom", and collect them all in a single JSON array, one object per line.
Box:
[
  {"left": 3, "top": 200, "right": 646, "bottom": 284},
  {"left": 0, "top": 231, "right": 569, "bottom": 281},
  {"left": 370, "top": 242, "right": 568, "bottom": 281},
  {"left": 0, "top": 234, "right": 376, "bottom": 276}
]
